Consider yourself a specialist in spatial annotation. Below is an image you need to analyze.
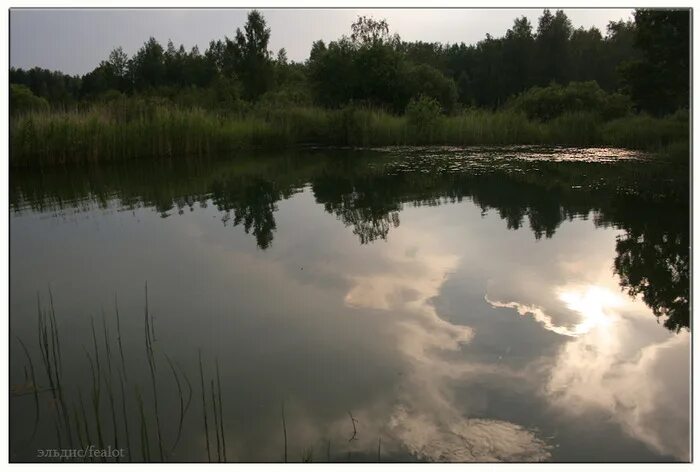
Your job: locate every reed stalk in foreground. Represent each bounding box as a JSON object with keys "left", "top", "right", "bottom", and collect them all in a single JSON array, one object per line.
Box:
[
  {"left": 102, "top": 314, "right": 120, "bottom": 462},
  {"left": 117, "top": 368, "right": 131, "bottom": 462},
  {"left": 198, "top": 349, "right": 211, "bottom": 462},
  {"left": 216, "top": 358, "right": 227, "bottom": 462},
  {"left": 282, "top": 401, "right": 288, "bottom": 463},
  {"left": 114, "top": 295, "right": 127, "bottom": 382},
  {"left": 78, "top": 389, "right": 93, "bottom": 457},
  {"left": 211, "top": 380, "right": 221, "bottom": 462},
  {"left": 164, "top": 353, "right": 186, "bottom": 455},
  {"left": 143, "top": 283, "right": 164, "bottom": 461},
  {"left": 16, "top": 337, "right": 39, "bottom": 440},
  {"left": 136, "top": 386, "right": 150, "bottom": 462},
  {"left": 84, "top": 346, "right": 105, "bottom": 462}
]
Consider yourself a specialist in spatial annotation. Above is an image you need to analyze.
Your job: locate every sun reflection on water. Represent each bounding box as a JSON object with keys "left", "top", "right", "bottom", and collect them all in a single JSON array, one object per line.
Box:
[{"left": 557, "top": 285, "right": 622, "bottom": 336}]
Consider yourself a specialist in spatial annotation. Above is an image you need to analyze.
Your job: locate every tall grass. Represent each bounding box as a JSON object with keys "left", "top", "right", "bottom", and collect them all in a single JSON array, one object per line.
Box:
[{"left": 10, "top": 100, "right": 689, "bottom": 166}]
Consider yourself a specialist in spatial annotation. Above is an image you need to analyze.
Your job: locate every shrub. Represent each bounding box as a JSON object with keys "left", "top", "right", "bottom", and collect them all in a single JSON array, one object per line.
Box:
[
  {"left": 406, "top": 95, "right": 442, "bottom": 141},
  {"left": 10, "top": 84, "right": 50, "bottom": 115},
  {"left": 509, "top": 81, "right": 632, "bottom": 121},
  {"left": 402, "top": 63, "right": 458, "bottom": 113}
]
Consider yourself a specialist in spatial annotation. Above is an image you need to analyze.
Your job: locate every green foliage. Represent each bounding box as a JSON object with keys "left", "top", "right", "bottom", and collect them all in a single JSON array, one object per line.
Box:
[
  {"left": 10, "top": 84, "right": 50, "bottom": 115},
  {"left": 9, "top": 99, "right": 688, "bottom": 166},
  {"left": 131, "top": 37, "right": 166, "bottom": 90},
  {"left": 620, "top": 9, "right": 690, "bottom": 115},
  {"left": 509, "top": 81, "right": 631, "bottom": 121},
  {"left": 402, "top": 63, "right": 458, "bottom": 113},
  {"left": 9, "top": 67, "right": 81, "bottom": 106},
  {"left": 9, "top": 101, "right": 285, "bottom": 166},
  {"left": 436, "top": 109, "right": 542, "bottom": 145},
  {"left": 534, "top": 9, "right": 573, "bottom": 85},
  {"left": 7, "top": 8, "right": 690, "bottom": 162},
  {"left": 234, "top": 10, "right": 274, "bottom": 100},
  {"left": 9, "top": 8, "right": 689, "bottom": 119},
  {"left": 405, "top": 96, "right": 442, "bottom": 140},
  {"left": 601, "top": 109, "right": 689, "bottom": 149},
  {"left": 547, "top": 111, "right": 602, "bottom": 145},
  {"left": 308, "top": 16, "right": 450, "bottom": 112}
]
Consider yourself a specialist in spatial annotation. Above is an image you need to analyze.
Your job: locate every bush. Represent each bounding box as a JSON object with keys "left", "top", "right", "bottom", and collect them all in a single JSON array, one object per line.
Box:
[
  {"left": 402, "top": 63, "right": 458, "bottom": 113},
  {"left": 509, "top": 81, "right": 632, "bottom": 121},
  {"left": 406, "top": 95, "right": 442, "bottom": 141},
  {"left": 10, "top": 84, "right": 50, "bottom": 115}
]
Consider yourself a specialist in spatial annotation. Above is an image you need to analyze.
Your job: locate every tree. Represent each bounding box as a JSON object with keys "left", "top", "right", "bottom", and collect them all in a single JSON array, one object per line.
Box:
[
  {"left": 534, "top": 9, "right": 573, "bottom": 85},
  {"left": 130, "top": 37, "right": 166, "bottom": 90},
  {"left": 569, "top": 27, "right": 604, "bottom": 84},
  {"left": 308, "top": 16, "right": 411, "bottom": 111},
  {"left": 599, "top": 20, "right": 638, "bottom": 90},
  {"left": 502, "top": 17, "right": 535, "bottom": 97},
  {"left": 307, "top": 38, "right": 355, "bottom": 108},
  {"left": 401, "top": 63, "right": 457, "bottom": 112},
  {"left": 234, "top": 9, "right": 274, "bottom": 100},
  {"left": 107, "top": 47, "right": 130, "bottom": 82},
  {"left": 350, "top": 16, "right": 399, "bottom": 47},
  {"left": 276, "top": 48, "right": 288, "bottom": 66},
  {"left": 620, "top": 9, "right": 690, "bottom": 115},
  {"left": 614, "top": 226, "right": 689, "bottom": 332},
  {"left": 9, "top": 67, "right": 81, "bottom": 105}
]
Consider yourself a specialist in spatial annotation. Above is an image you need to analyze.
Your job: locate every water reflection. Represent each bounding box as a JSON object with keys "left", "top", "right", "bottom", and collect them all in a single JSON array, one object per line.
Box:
[
  {"left": 9, "top": 147, "right": 690, "bottom": 462},
  {"left": 11, "top": 148, "right": 689, "bottom": 331}
]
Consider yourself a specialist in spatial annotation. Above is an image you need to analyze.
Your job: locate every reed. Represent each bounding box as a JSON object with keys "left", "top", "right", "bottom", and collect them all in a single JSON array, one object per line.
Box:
[
  {"left": 90, "top": 317, "right": 101, "bottom": 393},
  {"left": 215, "top": 359, "right": 226, "bottom": 462},
  {"left": 102, "top": 314, "right": 120, "bottom": 461},
  {"left": 78, "top": 389, "right": 92, "bottom": 455},
  {"left": 302, "top": 447, "right": 313, "bottom": 462},
  {"left": 163, "top": 353, "right": 186, "bottom": 454},
  {"left": 10, "top": 101, "right": 689, "bottom": 167},
  {"left": 72, "top": 400, "right": 87, "bottom": 461},
  {"left": 198, "top": 349, "right": 212, "bottom": 462},
  {"left": 114, "top": 295, "right": 127, "bottom": 382},
  {"left": 211, "top": 380, "right": 221, "bottom": 462},
  {"left": 36, "top": 293, "right": 74, "bottom": 449},
  {"left": 36, "top": 297, "right": 56, "bottom": 401},
  {"left": 118, "top": 368, "right": 132, "bottom": 462},
  {"left": 143, "top": 283, "right": 164, "bottom": 461},
  {"left": 16, "top": 337, "right": 39, "bottom": 440},
  {"left": 15, "top": 289, "right": 417, "bottom": 463},
  {"left": 136, "top": 386, "right": 150, "bottom": 462},
  {"left": 47, "top": 287, "right": 63, "bottom": 378},
  {"left": 282, "top": 401, "right": 288, "bottom": 463},
  {"left": 84, "top": 346, "right": 105, "bottom": 461}
]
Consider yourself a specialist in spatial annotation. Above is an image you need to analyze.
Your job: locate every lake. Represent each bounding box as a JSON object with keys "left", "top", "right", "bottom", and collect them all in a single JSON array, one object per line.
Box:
[{"left": 9, "top": 146, "right": 690, "bottom": 462}]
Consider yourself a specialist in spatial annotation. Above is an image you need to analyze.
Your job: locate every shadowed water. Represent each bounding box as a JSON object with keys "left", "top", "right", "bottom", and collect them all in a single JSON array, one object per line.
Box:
[{"left": 9, "top": 146, "right": 690, "bottom": 462}]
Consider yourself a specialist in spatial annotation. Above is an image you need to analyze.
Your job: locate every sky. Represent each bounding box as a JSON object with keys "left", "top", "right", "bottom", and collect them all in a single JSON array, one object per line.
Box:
[{"left": 10, "top": 8, "right": 634, "bottom": 76}]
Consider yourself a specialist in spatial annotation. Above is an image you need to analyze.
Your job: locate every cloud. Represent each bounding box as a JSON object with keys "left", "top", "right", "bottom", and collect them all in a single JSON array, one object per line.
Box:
[
  {"left": 546, "top": 326, "right": 690, "bottom": 460},
  {"left": 341, "top": 220, "right": 550, "bottom": 461},
  {"left": 388, "top": 404, "right": 551, "bottom": 462}
]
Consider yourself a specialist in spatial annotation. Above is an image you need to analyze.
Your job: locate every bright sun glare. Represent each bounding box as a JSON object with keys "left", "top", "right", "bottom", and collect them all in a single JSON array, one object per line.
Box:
[{"left": 558, "top": 285, "right": 623, "bottom": 335}]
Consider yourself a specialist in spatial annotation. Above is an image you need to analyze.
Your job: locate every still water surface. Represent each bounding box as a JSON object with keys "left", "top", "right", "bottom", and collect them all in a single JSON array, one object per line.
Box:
[{"left": 10, "top": 147, "right": 690, "bottom": 462}]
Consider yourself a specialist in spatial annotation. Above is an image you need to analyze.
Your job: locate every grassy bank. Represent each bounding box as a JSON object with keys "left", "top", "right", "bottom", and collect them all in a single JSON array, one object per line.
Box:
[{"left": 10, "top": 101, "right": 689, "bottom": 166}]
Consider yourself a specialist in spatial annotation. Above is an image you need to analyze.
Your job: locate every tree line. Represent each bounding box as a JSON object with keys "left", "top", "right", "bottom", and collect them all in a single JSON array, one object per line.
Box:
[{"left": 10, "top": 8, "right": 690, "bottom": 116}]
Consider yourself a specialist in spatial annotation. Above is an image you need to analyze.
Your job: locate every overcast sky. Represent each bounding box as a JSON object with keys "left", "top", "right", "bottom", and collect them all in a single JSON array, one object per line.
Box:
[{"left": 11, "top": 8, "right": 634, "bottom": 76}]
